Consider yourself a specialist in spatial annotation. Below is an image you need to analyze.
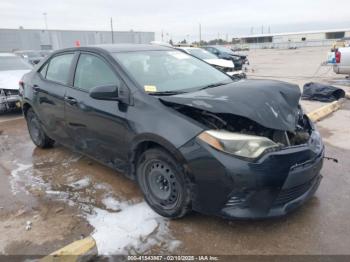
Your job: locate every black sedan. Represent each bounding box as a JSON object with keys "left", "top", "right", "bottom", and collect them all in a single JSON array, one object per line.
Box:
[
  {"left": 20, "top": 44, "right": 324, "bottom": 219},
  {"left": 203, "top": 45, "right": 248, "bottom": 70}
]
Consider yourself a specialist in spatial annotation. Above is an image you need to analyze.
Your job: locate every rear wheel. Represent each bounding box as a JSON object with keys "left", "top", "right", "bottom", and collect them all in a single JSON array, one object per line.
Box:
[
  {"left": 25, "top": 108, "right": 55, "bottom": 148},
  {"left": 136, "top": 148, "right": 191, "bottom": 218}
]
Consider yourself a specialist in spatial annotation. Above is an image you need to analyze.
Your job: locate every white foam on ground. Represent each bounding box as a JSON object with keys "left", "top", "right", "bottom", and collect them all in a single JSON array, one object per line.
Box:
[
  {"left": 101, "top": 196, "right": 129, "bottom": 211},
  {"left": 87, "top": 201, "right": 180, "bottom": 255},
  {"left": 68, "top": 177, "right": 91, "bottom": 190},
  {"left": 9, "top": 161, "right": 181, "bottom": 254},
  {"left": 10, "top": 163, "right": 49, "bottom": 195}
]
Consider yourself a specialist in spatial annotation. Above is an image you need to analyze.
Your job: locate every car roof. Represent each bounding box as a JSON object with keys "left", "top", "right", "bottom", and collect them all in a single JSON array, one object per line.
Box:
[{"left": 55, "top": 44, "right": 174, "bottom": 54}]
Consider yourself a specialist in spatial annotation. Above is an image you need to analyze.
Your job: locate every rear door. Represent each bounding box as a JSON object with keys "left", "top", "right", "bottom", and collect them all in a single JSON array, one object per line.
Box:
[
  {"left": 64, "top": 52, "right": 130, "bottom": 169},
  {"left": 31, "top": 52, "right": 75, "bottom": 143}
]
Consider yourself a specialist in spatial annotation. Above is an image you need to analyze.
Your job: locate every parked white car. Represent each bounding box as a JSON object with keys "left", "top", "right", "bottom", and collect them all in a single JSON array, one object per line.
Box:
[
  {"left": 176, "top": 47, "right": 246, "bottom": 78},
  {"left": 333, "top": 47, "right": 350, "bottom": 75},
  {"left": 0, "top": 53, "right": 32, "bottom": 112}
]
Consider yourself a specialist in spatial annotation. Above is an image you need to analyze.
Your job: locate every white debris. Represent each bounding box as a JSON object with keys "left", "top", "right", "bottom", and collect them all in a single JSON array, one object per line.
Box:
[
  {"left": 94, "top": 183, "right": 111, "bottom": 191},
  {"left": 45, "top": 190, "right": 69, "bottom": 200},
  {"left": 25, "top": 221, "right": 32, "bottom": 231},
  {"left": 167, "top": 240, "right": 182, "bottom": 253},
  {"left": 87, "top": 202, "right": 174, "bottom": 255},
  {"left": 68, "top": 177, "right": 91, "bottom": 190}
]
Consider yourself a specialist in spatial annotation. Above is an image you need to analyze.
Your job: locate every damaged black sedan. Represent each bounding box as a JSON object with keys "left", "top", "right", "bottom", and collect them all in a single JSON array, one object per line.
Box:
[{"left": 21, "top": 44, "right": 324, "bottom": 219}]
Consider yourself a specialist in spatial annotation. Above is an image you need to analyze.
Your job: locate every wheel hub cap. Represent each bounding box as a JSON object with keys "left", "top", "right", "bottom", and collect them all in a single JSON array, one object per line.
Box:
[{"left": 146, "top": 161, "right": 178, "bottom": 204}]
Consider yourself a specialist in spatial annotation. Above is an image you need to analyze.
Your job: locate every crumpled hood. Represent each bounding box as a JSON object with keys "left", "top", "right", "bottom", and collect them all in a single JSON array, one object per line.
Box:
[
  {"left": 204, "top": 59, "right": 234, "bottom": 68},
  {"left": 0, "top": 70, "right": 30, "bottom": 90},
  {"left": 160, "top": 79, "right": 301, "bottom": 131}
]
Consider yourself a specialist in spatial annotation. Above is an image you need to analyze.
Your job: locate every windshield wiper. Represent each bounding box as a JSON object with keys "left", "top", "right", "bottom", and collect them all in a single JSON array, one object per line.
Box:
[
  {"left": 148, "top": 91, "right": 187, "bottom": 96},
  {"left": 199, "top": 81, "right": 229, "bottom": 90}
]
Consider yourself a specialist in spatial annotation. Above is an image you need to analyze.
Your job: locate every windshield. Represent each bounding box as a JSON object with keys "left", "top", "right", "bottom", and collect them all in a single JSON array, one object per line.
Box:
[
  {"left": 0, "top": 56, "right": 32, "bottom": 71},
  {"left": 186, "top": 49, "right": 218, "bottom": 60},
  {"left": 113, "top": 50, "right": 231, "bottom": 94}
]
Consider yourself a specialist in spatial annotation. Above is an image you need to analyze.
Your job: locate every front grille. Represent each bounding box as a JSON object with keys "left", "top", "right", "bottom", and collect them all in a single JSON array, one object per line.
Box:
[
  {"left": 225, "top": 196, "right": 244, "bottom": 207},
  {"left": 273, "top": 176, "right": 316, "bottom": 206},
  {"left": 4, "top": 89, "right": 19, "bottom": 96},
  {"left": 225, "top": 192, "right": 248, "bottom": 208},
  {"left": 224, "top": 67, "right": 234, "bottom": 72}
]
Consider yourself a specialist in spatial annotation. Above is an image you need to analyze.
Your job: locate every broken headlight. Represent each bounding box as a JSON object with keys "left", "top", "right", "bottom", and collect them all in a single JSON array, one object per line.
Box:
[
  {"left": 198, "top": 130, "right": 280, "bottom": 159},
  {"left": 0, "top": 89, "right": 6, "bottom": 101}
]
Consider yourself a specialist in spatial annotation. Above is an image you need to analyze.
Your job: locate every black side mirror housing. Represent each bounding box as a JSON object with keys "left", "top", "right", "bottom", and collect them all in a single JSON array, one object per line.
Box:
[
  {"left": 89, "top": 85, "right": 120, "bottom": 101},
  {"left": 90, "top": 83, "right": 132, "bottom": 105}
]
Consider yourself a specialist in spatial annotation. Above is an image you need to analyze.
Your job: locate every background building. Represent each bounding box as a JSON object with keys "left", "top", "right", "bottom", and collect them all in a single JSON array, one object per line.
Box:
[
  {"left": 233, "top": 28, "right": 350, "bottom": 49},
  {"left": 0, "top": 28, "right": 155, "bottom": 52}
]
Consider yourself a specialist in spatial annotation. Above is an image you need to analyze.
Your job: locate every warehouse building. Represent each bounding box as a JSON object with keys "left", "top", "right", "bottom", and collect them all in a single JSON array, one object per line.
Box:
[
  {"left": 233, "top": 28, "right": 350, "bottom": 49},
  {"left": 0, "top": 28, "right": 155, "bottom": 52}
]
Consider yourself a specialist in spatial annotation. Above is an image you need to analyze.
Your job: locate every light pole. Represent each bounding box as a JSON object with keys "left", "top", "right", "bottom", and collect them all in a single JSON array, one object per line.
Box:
[
  {"left": 199, "top": 23, "right": 202, "bottom": 46},
  {"left": 110, "top": 17, "right": 114, "bottom": 44},
  {"left": 42, "top": 12, "right": 51, "bottom": 48},
  {"left": 43, "top": 12, "right": 48, "bottom": 30}
]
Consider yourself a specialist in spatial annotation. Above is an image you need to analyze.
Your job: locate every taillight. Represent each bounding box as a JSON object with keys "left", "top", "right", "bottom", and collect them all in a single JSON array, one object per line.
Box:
[{"left": 335, "top": 51, "right": 341, "bottom": 63}]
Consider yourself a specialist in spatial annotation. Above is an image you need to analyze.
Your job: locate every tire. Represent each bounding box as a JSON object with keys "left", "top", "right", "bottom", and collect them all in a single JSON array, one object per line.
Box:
[
  {"left": 136, "top": 148, "right": 191, "bottom": 218},
  {"left": 25, "top": 108, "right": 55, "bottom": 148}
]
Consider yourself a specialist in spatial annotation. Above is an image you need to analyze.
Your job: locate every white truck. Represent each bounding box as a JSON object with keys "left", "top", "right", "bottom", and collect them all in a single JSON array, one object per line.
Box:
[{"left": 333, "top": 47, "right": 350, "bottom": 75}]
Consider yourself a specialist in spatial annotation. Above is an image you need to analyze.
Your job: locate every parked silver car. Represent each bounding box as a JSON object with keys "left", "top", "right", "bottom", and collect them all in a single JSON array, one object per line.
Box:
[{"left": 0, "top": 53, "right": 32, "bottom": 112}]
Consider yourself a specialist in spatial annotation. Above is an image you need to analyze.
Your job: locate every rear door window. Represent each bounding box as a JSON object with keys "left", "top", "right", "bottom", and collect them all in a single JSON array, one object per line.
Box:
[
  {"left": 46, "top": 54, "right": 74, "bottom": 85},
  {"left": 73, "top": 53, "right": 120, "bottom": 92}
]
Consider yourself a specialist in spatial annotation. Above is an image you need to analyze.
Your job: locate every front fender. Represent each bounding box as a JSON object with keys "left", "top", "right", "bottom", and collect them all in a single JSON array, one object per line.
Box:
[{"left": 128, "top": 133, "right": 189, "bottom": 179}]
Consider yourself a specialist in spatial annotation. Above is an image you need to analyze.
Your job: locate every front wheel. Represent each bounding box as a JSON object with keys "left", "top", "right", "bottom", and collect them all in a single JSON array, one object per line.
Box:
[
  {"left": 136, "top": 148, "right": 191, "bottom": 218},
  {"left": 25, "top": 108, "right": 55, "bottom": 148}
]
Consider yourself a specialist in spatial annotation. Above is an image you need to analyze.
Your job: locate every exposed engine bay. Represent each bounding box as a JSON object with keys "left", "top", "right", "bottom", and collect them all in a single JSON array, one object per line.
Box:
[
  {"left": 166, "top": 102, "right": 312, "bottom": 147},
  {"left": 0, "top": 88, "right": 21, "bottom": 112}
]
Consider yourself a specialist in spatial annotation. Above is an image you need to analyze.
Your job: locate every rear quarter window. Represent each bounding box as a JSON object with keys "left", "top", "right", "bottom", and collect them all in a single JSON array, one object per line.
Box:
[
  {"left": 39, "top": 63, "right": 48, "bottom": 78},
  {"left": 46, "top": 54, "right": 74, "bottom": 85}
]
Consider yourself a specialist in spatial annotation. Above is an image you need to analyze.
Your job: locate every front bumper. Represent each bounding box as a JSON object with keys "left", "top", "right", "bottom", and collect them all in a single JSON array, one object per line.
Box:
[
  {"left": 333, "top": 64, "right": 350, "bottom": 75},
  {"left": 0, "top": 95, "right": 21, "bottom": 111},
  {"left": 227, "top": 70, "right": 246, "bottom": 79},
  {"left": 179, "top": 130, "right": 324, "bottom": 219}
]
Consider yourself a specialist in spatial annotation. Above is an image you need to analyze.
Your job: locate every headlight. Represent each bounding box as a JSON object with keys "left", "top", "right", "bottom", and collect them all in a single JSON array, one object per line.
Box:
[
  {"left": 213, "top": 65, "right": 224, "bottom": 71},
  {"left": 198, "top": 130, "right": 280, "bottom": 159},
  {"left": 0, "top": 89, "right": 5, "bottom": 99}
]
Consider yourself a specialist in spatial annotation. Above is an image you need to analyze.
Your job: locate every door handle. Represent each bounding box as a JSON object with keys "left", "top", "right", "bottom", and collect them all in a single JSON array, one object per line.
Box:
[{"left": 64, "top": 96, "right": 77, "bottom": 105}]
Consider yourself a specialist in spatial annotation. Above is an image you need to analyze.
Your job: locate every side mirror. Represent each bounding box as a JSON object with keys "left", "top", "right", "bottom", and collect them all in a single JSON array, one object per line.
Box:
[{"left": 89, "top": 85, "right": 119, "bottom": 101}]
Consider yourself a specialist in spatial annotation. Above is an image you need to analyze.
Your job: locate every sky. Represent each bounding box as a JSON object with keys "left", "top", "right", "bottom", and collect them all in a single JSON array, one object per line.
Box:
[{"left": 1, "top": 0, "right": 350, "bottom": 42}]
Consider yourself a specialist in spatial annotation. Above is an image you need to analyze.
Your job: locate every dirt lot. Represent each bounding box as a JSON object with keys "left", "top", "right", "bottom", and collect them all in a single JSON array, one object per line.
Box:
[{"left": 0, "top": 46, "right": 350, "bottom": 257}]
